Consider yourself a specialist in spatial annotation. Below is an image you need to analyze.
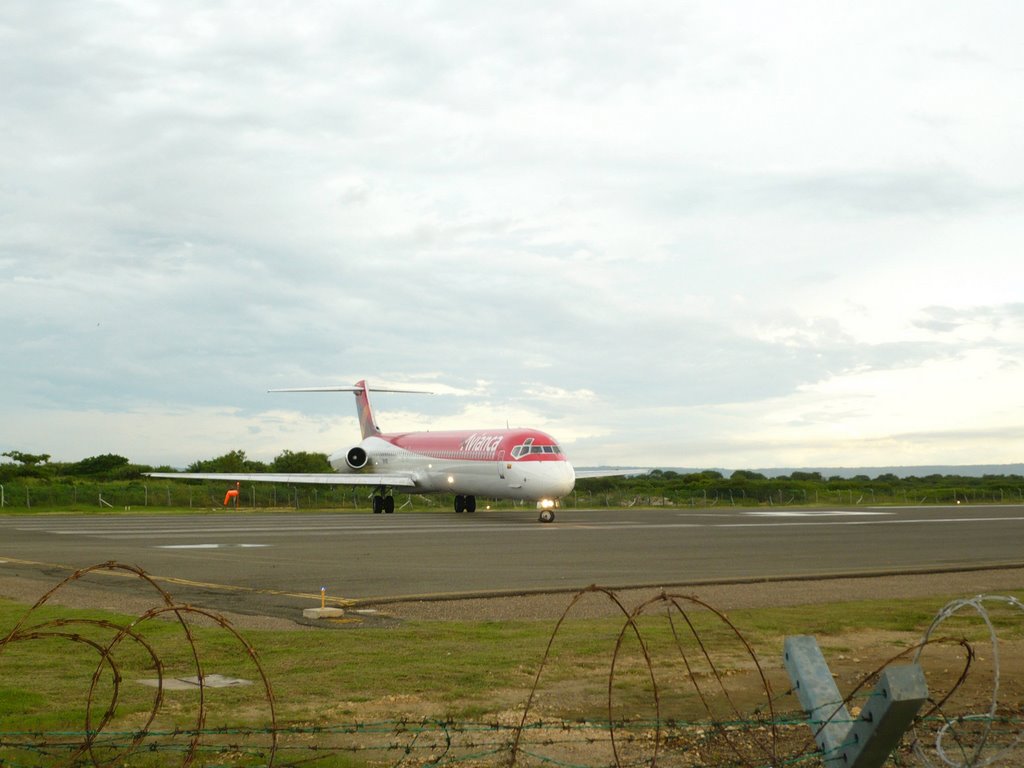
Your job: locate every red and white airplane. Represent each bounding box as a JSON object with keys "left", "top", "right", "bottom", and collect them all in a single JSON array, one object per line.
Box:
[{"left": 148, "top": 380, "right": 636, "bottom": 522}]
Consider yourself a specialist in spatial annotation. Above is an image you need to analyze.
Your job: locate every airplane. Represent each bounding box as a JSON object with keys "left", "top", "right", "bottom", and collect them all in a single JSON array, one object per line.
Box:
[{"left": 147, "top": 380, "right": 641, "bottom": 522}]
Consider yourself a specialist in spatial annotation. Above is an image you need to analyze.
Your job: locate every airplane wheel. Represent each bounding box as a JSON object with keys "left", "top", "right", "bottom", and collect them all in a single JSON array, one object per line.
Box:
[
  {"left": 384, "top": 496, "right": 395, "bottom": 514},
  {"left": 454, "top": 495, "right": 465, "bottom": 513},
  {"left": 466, "top": 495, "right": 477, "bottom": 513},
  {"left": 538, "top": 509, "right": 555, "bottom": 523},
  {"left": 372, "top": 496, "right": 383, "bottom": 514}
]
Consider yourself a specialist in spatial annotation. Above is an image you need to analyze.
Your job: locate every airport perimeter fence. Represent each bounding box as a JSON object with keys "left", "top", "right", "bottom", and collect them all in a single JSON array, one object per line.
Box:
[
  {"left": 2, "top": 565, "right": 1024, "bottom": 768},
  {"left": 2, "top": 477, "right": 1023, "bottom": 511},
  {"left": 575, "top": 488, "right": 1024, "bottom": 509},
  {"left": 0, "top": 479, "right": 387, "bottom": 511}
]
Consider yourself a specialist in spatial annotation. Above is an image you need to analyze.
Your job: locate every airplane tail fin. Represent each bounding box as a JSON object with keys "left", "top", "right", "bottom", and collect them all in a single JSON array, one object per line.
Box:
[
  {"left": 269, "top": 381, "right": 432, "bottom": 439},
  {"left": 353, "top": 380, "right": 380, "bottom": 438}
]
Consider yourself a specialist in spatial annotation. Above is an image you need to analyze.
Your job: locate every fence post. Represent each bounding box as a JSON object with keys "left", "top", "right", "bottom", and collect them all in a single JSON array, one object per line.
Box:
[{"left": 784, "top": 635, "right": 928, "bottom": 768}]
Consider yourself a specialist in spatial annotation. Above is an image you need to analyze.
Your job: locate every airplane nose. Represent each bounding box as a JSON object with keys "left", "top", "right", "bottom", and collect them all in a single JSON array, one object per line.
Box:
[{"left": 560, "top": 462, "right": 577, "bottom": 494}]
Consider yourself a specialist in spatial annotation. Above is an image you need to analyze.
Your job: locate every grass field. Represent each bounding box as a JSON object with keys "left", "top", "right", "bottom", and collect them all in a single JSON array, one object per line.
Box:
[{"left": 3, "top": 584, "right": 1024, "bottom": 767}]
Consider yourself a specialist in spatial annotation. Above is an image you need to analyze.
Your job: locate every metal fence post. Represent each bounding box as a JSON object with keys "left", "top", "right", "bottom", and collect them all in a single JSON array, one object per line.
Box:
[
  {"left": 784, "top": 635, "right": 852, "bottom": 764},
  {"left": 784, "top": 635, "right": 928, "bottom": 768}
]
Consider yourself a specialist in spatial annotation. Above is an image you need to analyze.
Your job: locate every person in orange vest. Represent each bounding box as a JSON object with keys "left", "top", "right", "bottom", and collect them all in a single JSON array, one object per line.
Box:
[{"left": 223, "top": 482, "right": 240, "bottom": 508}]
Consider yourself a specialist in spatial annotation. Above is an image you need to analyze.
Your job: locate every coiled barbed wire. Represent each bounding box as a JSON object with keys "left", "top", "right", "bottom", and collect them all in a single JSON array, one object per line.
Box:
[
  {"left": 510, "top": 586, "right": 784, "bottom": 768},
  {"left": 2, "top": 564, "right": 1022, "bottom": 767},
  {"left": 912, "top": 595, "right": 1024, "bottom": 768},
  {"left": 0, "top": 561, "right": 277, "bottom": 767}
]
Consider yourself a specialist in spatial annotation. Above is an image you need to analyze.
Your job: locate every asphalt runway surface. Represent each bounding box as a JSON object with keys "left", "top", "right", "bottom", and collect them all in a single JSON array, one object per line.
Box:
[{"left": 1, "top": 504, "right": 1022, "bottom": 620}]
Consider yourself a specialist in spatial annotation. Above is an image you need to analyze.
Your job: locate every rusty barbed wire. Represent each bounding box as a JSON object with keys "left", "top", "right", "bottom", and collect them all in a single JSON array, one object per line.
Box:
[
  {"left": 510, "top": 585, "right": 788, "bottom": 768},
  {"left": 2, "top": 566, "right": 1022, "bottom": 767},
  {"left": 0, "top": 561, "right": 277, "bottom": 767}
]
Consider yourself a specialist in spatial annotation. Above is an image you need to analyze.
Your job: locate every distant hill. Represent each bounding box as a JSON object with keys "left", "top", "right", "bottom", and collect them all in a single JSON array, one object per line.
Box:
[{"left": 641, "top": 464, "right": 1024, "bottom": 479}]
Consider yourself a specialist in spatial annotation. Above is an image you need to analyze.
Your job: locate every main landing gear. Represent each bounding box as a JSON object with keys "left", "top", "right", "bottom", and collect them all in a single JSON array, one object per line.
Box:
[
  {"left": 454, "top": 494, "right": 477, "bottom": 514},
  {"left": 372, "top": 494, "right": 395, "bottom": 514}
]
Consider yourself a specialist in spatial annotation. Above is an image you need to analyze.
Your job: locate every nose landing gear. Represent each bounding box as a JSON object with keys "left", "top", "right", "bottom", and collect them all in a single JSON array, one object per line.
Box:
[{"left": 537, "top": 499, "right": 558, "bottom": 523}]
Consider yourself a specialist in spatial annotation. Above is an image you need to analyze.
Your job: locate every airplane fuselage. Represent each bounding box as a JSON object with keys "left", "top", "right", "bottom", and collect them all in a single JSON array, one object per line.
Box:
[{"left": 334, "top": 429, "right": 576, "bottom": 502}]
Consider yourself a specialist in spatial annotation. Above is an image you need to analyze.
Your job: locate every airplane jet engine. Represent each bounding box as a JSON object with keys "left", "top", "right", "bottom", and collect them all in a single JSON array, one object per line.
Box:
[{"left": 345, "top": 446, "right": 368, "bottom": 469}]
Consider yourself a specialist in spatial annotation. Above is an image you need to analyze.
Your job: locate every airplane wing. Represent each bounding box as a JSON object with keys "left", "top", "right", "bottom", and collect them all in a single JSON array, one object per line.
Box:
[
  {"left": 146, "top": 472, "right": 417, "bottom": 487},
  {"left": 573, "top": 468, "right": 649, "bottom": 479}
]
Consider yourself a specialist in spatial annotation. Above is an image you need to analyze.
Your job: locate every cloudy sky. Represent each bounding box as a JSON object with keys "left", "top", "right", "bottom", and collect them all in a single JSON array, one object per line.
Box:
[{"left": 2, "top": 1, "right": 1023, "bottom": 471}]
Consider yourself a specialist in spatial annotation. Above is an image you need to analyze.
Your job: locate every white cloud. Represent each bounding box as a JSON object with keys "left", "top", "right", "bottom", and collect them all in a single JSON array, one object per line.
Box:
[{"left": 2, "top": 1, "right": 1023, "bottom": 472}]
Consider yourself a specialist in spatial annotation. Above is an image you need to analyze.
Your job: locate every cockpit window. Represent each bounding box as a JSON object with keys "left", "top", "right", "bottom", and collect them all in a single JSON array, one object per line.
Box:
[{"left": 510, "top": 437, "right": 563, "bottom": 459}]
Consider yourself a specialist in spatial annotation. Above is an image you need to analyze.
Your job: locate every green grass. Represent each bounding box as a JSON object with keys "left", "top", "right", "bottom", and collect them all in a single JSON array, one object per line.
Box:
[
  {"left": 4, "top": 594, "right": 1016, "bottom": 718},
  {"left": 3, "top": 590, "right": 1024, "bottom": 766}
]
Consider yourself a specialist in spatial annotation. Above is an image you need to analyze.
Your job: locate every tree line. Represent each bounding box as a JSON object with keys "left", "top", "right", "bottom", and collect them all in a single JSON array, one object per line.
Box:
[
  {"left": 575, "top": 468, "right": 1024, "bottom": 507},
  {"left": 1, "top": 450, "right": 1022, "bottom": 510},
  {"left": 0, "top": 449, "right": 331, "bottom": 481}
]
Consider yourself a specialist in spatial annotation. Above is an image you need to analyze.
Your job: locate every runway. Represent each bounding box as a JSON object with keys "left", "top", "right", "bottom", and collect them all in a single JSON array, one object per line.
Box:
[{"left": 1, "top": 505, "right": 1022, "bottom": 619}]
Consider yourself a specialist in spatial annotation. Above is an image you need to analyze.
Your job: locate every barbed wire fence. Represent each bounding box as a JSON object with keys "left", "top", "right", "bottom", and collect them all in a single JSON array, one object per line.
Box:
[
  {"left": 0, "top": 562, "right": 277, "bottom": 767},
  {"left": 1, "top": 564, "right": 1022, "bottom": 766}
]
